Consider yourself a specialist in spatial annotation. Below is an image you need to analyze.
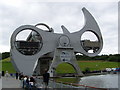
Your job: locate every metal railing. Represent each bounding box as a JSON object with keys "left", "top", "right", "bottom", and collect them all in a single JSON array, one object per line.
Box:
[{"left": 35, "top": 78, "right": 108, "bottom": 90}]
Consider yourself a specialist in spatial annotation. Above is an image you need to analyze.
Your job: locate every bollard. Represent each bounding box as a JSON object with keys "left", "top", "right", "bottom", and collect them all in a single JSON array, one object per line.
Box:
[
  {"left": 85, "top": 85, "right": 87, "bottom": 90},
  {"left": 60, "top": 82, "right": 63, "bottom": 89},
  {"left": 71, "top": 83, "right": 73, "bottom": 90},
  {"left": 53, "top": 80, "right": 56, "bottom": 88}
]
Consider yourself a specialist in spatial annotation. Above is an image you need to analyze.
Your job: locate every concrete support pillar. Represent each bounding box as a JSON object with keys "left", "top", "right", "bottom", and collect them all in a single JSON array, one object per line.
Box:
[{"left": 49, "top": 47, "right": 84, "bottom": 77}]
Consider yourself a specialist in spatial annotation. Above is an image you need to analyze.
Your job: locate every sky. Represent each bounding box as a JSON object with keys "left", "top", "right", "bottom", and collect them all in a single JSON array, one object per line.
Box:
[{"left": 0, "top": 0, "right": 119, "bottom": 55}]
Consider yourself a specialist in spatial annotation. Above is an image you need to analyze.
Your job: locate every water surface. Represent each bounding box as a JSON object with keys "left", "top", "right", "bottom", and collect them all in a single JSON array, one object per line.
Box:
[{"left": 79, "top": 74, "right": 119, "bottom": 88}]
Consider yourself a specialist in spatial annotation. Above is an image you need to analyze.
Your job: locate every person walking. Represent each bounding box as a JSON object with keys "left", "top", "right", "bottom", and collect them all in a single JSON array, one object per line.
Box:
[{"left": 42, "top": 69, "right": 50, "bottom": 88}]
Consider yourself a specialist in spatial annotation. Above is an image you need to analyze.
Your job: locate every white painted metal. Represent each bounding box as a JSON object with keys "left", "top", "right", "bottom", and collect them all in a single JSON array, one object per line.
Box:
[{"left": 10, "top": 8, "right": 103, "bottom": 76}]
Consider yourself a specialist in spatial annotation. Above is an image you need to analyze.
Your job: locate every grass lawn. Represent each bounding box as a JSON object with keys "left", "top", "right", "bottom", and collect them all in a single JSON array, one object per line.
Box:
[
  {"left": 56, "top": 61, "right": 119, "bottom": 74},
  {"left": 1, "top": 58, "right": 16, "bottom": 73},
  {"left": 79, "top": 61, "right": 119, "bottom": 71},
  {"left": 2, "top": 62, "right": 16, "bottom": 73},
  {"left": 1, "top": 58, "right": 119, "bottom": 74}
]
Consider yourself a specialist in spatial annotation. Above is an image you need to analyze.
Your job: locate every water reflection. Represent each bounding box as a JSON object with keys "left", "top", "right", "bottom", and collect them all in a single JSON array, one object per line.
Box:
[{"left": 79, "top": 74, "right": 119, "bottom": 88}]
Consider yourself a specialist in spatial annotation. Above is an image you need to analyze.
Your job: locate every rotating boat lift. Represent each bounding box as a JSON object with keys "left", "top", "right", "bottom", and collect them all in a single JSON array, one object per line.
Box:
[{"left": 10, "top": 8, "right": 103, "bottom": 77}]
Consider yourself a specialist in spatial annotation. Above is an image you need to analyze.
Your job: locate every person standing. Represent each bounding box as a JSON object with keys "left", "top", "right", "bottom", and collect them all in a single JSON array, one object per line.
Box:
[
  {"left": 29, "top": 76, "right": 36, "bottom": 88},
  {"left": 19, "top": 72, "right": 24, "bottom": 87},
  {"left": 15, "top": 72, "right": 19, "bottom": 79},
  {"left": 2, "top": 71, "right": 4, "bottom": 77},
  {"left": 0, "top": 71, "right": 1, "bottom": 78},
  {"left": 42, "top": 69, "right": 50, "bottom": 88},
  {"left": 23, "top": 76, "right": 28, "bottom": 88},
  {"left": 5, "top": 71, "right": 9, "bottom": 79},
  {"left": 19, "top": 72, "right": 23, "bottom": 80}
]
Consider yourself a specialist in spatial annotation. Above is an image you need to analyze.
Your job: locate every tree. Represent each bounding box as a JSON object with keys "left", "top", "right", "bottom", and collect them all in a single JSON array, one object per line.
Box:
[
  {"left": 2, "top": 52, "right": 10, "bottom": 59},
  {"left": 0, "top": 53, "right": 2, "bottom": 60},
  {"left": 76, "top": 54, "right": 120, "bottom": 62}
]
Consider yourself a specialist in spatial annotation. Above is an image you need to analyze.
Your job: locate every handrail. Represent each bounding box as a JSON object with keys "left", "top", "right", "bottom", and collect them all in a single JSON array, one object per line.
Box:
[
  {"left": 51, "top": 79, "right": 108, "bottom": 90},
  {"left": 35, "top": 78, "right": 108, "bottom": 89}
]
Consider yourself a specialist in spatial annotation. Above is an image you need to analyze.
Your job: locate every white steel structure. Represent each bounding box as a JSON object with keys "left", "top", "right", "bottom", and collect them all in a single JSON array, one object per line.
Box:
[{"left": 10, "top": 8, "right": 103, "bottom": 76}]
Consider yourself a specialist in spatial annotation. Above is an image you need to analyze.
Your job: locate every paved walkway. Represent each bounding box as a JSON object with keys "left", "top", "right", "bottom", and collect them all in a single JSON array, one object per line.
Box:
[
  {"left": 0, "top": 78, "right": 2, "bottom": 90},
  {"left": 1, "top": 76, "right": 23, "bottom": 89},
  {"left": 1, "top": 76, "right": 49, "bottom": 89}
]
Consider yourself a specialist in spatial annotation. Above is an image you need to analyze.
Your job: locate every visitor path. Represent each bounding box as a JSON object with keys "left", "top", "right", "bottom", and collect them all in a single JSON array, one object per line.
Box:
[
  {"left": 0, "top": 78, "right": 2, "bottom": 90},
  {"left": 0, "top": 76, "right": 51, "bottom": 89},
  {"left": 0, "top": 76, "right": 105, "bottom": 90},
  {"left": 1, "top": 76, "right": 23, "bottom": 89}
]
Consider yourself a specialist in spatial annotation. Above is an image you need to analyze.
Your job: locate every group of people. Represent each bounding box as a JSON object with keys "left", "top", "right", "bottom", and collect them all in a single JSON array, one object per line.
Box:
[
  {"left": 1, "top": 69, "right": 50, "bottom": 89},
  {"left": 19, "top": 72, "right": 36, "bottom": 89},
  {"left": 19, "top": 69, "right": 50, "bottom": 89}
]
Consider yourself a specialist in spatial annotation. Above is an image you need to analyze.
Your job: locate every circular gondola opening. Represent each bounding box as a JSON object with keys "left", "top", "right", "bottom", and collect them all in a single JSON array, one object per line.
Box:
[
  {"left": 81, "top": 31, "right": 100, "bottom": 53},
  {"left": 15, "top": 29, "right": 43, "bottom": 55}
]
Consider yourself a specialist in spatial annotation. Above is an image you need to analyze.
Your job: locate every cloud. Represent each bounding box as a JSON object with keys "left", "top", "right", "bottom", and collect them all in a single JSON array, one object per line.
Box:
[{"left": 0, "top": 1, "right": 118, "bottom": 55}]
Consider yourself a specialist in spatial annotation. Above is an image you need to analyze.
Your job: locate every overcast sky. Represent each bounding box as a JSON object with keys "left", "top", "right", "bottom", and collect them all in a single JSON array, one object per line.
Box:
[{"left": 0, "top": 0, "right": 119, "bottom": 55}]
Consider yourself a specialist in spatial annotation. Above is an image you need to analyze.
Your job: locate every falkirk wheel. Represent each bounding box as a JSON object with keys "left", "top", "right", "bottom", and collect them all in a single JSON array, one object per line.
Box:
[{"left": 10, "top": 8, "right": 103, "bottom": 77}]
